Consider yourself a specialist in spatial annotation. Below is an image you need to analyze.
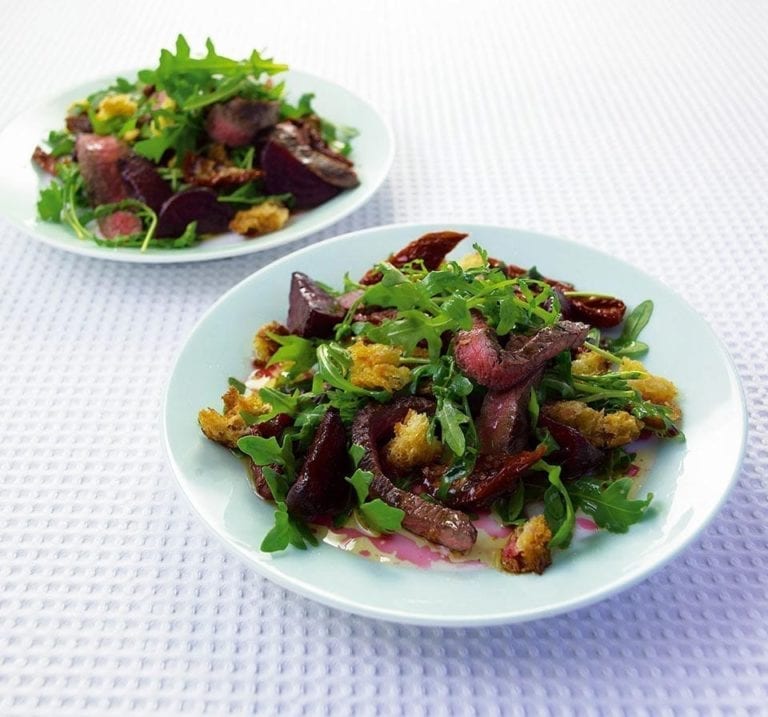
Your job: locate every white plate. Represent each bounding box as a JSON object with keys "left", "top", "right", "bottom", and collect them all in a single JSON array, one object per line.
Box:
[
  {"left": 0, "top": 70, "right": 393, "bottom": 263},
  {"left": 163, "top": 224, "right": 746, "bottom": 625}
]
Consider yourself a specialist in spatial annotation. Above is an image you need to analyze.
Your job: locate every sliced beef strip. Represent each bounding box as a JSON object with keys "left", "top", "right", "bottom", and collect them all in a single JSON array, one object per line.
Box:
[
  {"left": 351, "top": 397, "right": 477, "bottom": 552},
  {"left": 74, "top": 133, "right": 143, "bottom": 238},
  {"left": 453, "top": 314, "right": 589, "bottom": 391},
  {"left": 205, "top": 98, "right": 281, "bottom": 148}
]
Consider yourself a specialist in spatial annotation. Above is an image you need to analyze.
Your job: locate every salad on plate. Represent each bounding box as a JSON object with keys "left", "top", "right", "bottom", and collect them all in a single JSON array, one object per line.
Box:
[
  {"left": 198, "top": 231, "right": 683, "bottom": 574},
  {"left": 32, "top": 35, "right": 359, "bottom": 251}
]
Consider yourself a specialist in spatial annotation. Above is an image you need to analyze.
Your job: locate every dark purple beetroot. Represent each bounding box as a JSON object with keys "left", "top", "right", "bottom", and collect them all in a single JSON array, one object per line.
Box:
[
  {"left": 286, "top": 272, "right": 345, "bottom": 338},
  {"left": 261, "top": 139, "right": 341, "bottom": 208},
  {"left": 261, "top": 120, "right": 359, "bottom": 208},
  {"left": 360, "top": 231, "right": 468, "bottom": 285},
  {"left": 285, "top": 408, "right": 351, "bottom": 519},
  {"left": 118, "top": 155, "right": 172, "bottom": 212},
  {"left": 453, "top": 315, "right": 590, "bottom": 391},
  {"left": 205, "top": 98, "right": 280, "bottom": 147},
  {"left": 538, "top": 415, "right": 606, "bottom": 479},
  {"left": 351, "top": 397, "right": 477, "bottom": 552},
  {"left": 155, "top": 188, "right": 234, "bottom": 238},
  {"left": 243, "top": 413, "right": 294, "bottom": 439}
]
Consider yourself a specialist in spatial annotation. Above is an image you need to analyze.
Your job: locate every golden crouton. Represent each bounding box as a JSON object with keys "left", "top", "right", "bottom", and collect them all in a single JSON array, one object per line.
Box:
[
  {"left": 619, "top": 358, "right": 681, "bottom": 425},
  {"left": 198, "top": 386, "right": 270, "bottom": 448},
  {"left": 252, "top": 321, "right": 289, "bottom": 366},
  {"left": 230, "top": 201, "right": 289, "bottom": 237},
  {"left": 500, "top": 515, "right": 552, "bottom": 574},
  {"left": 348, "top": 342, "right": 411, "bottom": 392},
  {"left": 384, "top": 410, "right": 442, "bottom": 470},
  {"left": 542, "top": 400, "right": 642, "bottom": 448},
  {"left": 95, "top": 94, "right": 137, "bottom": 121},
  {"left": 571, "top": 350, "right": 610, "bottom": 376}
]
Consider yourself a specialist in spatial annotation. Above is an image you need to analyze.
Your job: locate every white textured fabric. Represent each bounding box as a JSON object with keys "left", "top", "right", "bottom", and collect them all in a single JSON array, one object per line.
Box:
[{"left": 1, "top": 1, "right": 766, "bottom": 714}]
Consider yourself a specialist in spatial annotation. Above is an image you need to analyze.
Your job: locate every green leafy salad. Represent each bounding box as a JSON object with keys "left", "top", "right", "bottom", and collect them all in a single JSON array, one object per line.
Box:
[
  {"left": 33, "top": 35, "right": 359, "bottom": 251},
  {"left": 198, "top": 231, "right": 683, "bottom": 574}
]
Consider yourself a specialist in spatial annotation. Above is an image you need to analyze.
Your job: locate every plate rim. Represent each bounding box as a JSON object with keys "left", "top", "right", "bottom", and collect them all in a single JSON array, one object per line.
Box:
[
  {"left": 162, "top": 222, "right": 748, "bottom": 626},
  {"left": 0, "top": 68, "right": 394, "bottom": 264}
]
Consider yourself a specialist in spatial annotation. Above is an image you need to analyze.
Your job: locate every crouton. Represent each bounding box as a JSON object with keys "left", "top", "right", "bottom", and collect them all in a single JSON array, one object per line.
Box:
[
  {"left": 348, "top": 342, "right": 411, "bottom": 392},
  {"left": 230, "top": 201, "right": 289, "bottom": 237},
  {"left": 95, "top": 94, "right": 137, "bottom": 121},
  {"left": 621, "top": 358, "right": 680, "bottom": 415},
  {"left": 542, "top": 400, "right": 642, "bottom": 448},
  {"left": 571, "top": 350, "right": 610, "bottom": 376},
  {"left": 384, "top": 410, "right": 442, "bottom": 470},
  {"left": 457, "top": 252, "right": 485, "bottom": 270},
  {"left": 252, "top": 321, "right": 289, "bottom": 366},
  {"left": 198, "top": 386, "right": 270, "bottom": 448},
  {"left": 500, "top": 515, "right": 552, "bottom": 574}
]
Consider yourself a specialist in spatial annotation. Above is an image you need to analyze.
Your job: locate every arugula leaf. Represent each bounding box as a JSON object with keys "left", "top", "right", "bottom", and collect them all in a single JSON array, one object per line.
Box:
[
  {"left": 348, "top": 443, "right": 366, "bottom": 468},
  {"left": 267, "top": 334, "right": 316, "bottom": 377},
  {"left": 345, "top": 468, "right": 373, "bottom": 504},
  {"left": 280, "top": 92, "right": 316, "bottom": 119},
  {"left": 237, "top": 435, "right": 283, "bottom": 466},
  {"left": 535, "top": 460, "right": 575, "bottom": 549},
  {"left": 493, "top": 482, "right": 525, "bottom": 525},
  {"left": 228, "top": 376, "right": 246, "bottom": 393},
  {"left": 607, "top": 300, "right": 653, "bottom": 357},
  {"left": 258, "top": 387, "right": 301, "bottom": 418},
  {"left": 37, "top": 182, "right": 64, "bottom": 222},
  {"left": 46, "top": 129, "right": 75, "bottom": 157},
  {"left": 359, "top": 499, "right": 404, "bottom": 533},
  {"left": 260, "top": 500, "right": 318, "bottom": 552},
  {"left": 568, "top": 477, "right": 653, "bottom": 533}
]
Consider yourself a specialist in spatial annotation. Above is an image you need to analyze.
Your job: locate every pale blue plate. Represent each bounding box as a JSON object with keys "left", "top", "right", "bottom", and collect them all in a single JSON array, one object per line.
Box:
[{"left": 163, "top": 224, "right": 746, "bottom": 625}]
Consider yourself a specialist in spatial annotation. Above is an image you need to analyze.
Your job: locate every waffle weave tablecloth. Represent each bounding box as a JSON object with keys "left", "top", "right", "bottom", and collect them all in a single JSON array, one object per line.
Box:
[{"left": 1, "top": 1, "right": 766, "bottom": 714}]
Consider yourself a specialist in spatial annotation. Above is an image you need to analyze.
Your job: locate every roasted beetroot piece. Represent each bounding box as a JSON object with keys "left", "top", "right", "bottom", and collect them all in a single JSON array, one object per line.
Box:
[
  {"left": 118, "top": 154, "right": 173, "bottom": 212},
  {"left": 205, "top": 98, "right": 281, "bottom": 147},
  {"left": 243, "top": 412, "right": 294, "bottom": 439},
  {"left": 423, "top": 446, "right": 547, "bottom": 510},
  {"left": 360, "top": 231, "right": 468, "bottom": 285},
  {"left": 453, "top": 314, "right": 589, "bottom": 391},
  {"left": 476, "top": 370, "right": 542, "bottom": 455},
  {"left": 182, "top": 153, "right": 264, "bottom": 189},
  {"left": 285, "top": 408, "right": 351, "bottom": 519},
  {"left": 261, "top": 120, "right": 358, "bottom": 209},
  {"left": 154, "top": 187, "right": 234, "bottom": 238},
  {"left": 31, "top": 146, "right": 58, "bottom": 175},
  {"left": 286, "top": 272, "right": 345, "bottom": 338},
  {"left": 351, "top": 397, "right": 477, "bottom": 552},
  {"left": 247, "top": 461, "right": 275, "bottom": 500},
  {"left": 538, "top": 415, "right": 606, "bottom": 479},
  {"left": 564, "top": 296, "right": 626, "bottom": 328}
]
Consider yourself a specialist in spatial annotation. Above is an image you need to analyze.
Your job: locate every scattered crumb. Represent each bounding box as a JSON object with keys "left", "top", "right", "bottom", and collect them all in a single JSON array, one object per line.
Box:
[
  {"left": 542, "top": 400, "right": 642, "bottom": 448},
  {"left": 348, "top": 341, "right": 411, "bottom": 391},
  {"left": 198, "top": 386, "right": 270, "bottom": 448},
  {"left": 230, "top": 201, "right": 289, "bottom": 237}
]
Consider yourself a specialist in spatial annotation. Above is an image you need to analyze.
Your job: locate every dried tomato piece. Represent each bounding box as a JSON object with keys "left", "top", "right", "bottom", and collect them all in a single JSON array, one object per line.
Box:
[
  {"left": 360, "top": 231, "right": 468, "bottom": 285},
  {"left": 566, "top": 296, "right": 626, "bottom": 328}
]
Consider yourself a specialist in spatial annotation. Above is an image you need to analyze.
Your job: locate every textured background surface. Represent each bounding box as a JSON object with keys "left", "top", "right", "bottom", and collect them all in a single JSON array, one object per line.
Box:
[{"left": 1, "top": 1, "right": 766, "bottom": 714}]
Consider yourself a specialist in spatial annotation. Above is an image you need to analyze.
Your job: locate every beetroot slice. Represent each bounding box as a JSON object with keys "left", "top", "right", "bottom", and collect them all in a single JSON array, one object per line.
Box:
[
  {"left": 285, "top": 408, "right": 351, "bottom": 519},
  {"left": 118, "top": 155, "right": 172, "bottom": 212},
  {"left": 261, "top": 139, "right": 340, "bottom": 209},
  {"left": 286, "top": 272, "right": 345, "bottom": 338},
  {"left": 155, "top": 188, "right": 234, "bottom": 238},
  {"left": 538, "top": 415, "right": 606, "bottom": 479}
]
